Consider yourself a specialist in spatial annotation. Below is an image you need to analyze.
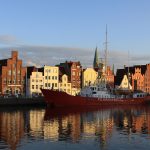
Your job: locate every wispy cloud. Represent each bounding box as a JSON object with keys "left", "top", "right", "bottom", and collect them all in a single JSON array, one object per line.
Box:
[
  {"left": 0, "top": 45, "right": 149, "bottom": 71},
  {"left": 0, "top": 35, "right": 21, "bottom": 46}
]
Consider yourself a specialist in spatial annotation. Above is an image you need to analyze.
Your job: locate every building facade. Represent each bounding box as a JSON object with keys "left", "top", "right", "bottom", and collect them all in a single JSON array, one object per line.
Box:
[
  {"left": 0, "top": 51, "right": 26, "bottom": 95},
  {"left": 82, "top": 68, "right": 98, "bottom": 87},
  {"left": 43, "top": 66, "right": 59, "bottom": 90},
  {"left": 58, "top": 61, "right": 82, "bottom": 91},
  {"left": 59, "top": 74, "right": 72, "bottom": 95},
  {"left": 29, "top": 71, "right": 44, "bottom": 97},
  {"left": 144, "top": 64, "right": 150, "bottom": 93}
]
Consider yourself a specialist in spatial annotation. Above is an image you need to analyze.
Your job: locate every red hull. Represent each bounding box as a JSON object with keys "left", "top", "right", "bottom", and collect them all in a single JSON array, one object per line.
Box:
[{"left": 41, "top": 89, "right": 150, "bottom": 107}]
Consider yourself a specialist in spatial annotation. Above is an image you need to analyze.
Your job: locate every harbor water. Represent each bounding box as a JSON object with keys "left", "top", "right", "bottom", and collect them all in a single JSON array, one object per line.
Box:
[{"left": 0, "top": 105, "right": 150, "bottom": 150}]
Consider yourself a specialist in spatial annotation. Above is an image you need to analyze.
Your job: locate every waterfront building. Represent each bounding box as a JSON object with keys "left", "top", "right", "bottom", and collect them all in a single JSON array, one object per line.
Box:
[
  {"left": 57, "top": 61, "right": 82, "bottom": 94},
  {"left": 115, "top": 64, "right": 150, "bottom": 93},
  {"left": 0, "top": 51, "right": 26, "bottom": 95},
  {"left": 115, "top": 71, "right": 132, "bottom": 90},
  {"left": 29, "top": 71, "right": 44, "bottom": 97},
  {"left": 106, "top": 66, "right": 114, "bottom": 88},
  {"left": 43, "top": 66, "right": 59, "bottom": 90},
  {"left": 144, "top": 64, "right": 150, "bottom": 93},
  {"left": 82, "top": 68, "right": 98, "bottom": 87},
  {"left": 59, "top": 69, "right": 72, "bottom": 95}
]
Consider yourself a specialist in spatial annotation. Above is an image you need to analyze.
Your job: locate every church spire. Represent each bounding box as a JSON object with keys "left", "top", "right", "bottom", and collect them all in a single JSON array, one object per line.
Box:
[{"left": 93, "top": 46, "right": 99, "bottom": 69}]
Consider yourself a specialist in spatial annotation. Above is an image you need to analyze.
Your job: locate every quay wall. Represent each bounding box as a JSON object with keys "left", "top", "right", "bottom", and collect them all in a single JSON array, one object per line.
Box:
[{"left": 0, "top": 97, "right": 46, "bottom": 106}]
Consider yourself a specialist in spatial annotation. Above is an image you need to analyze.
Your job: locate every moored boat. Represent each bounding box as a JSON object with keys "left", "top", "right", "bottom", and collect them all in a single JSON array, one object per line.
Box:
[{"left": 41, "top": 88, "right": 150, "bottom": 107}]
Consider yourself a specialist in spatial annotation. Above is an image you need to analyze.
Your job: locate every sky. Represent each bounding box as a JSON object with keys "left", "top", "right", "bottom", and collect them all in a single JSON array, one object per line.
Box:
[{"left": 0, "top": 0, "right": 150, "bottom": 70}]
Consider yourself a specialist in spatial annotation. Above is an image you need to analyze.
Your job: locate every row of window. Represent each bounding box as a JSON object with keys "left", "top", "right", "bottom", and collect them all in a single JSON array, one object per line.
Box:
[
  {"left": 32, "top": 79, "right": 43, "bottom": 82},
  {"left": 45, "top": 76, "right": 57, "bottom": 80},
  {"left": 60, "top": 83, "right": 71, "bottom": 87},
  {"left": 45, "top": 83, "right": 57, "bottom": 88},
  {"left": 60, "top": 88, "right": 71, "bottom": 93},
  {"left": 32, "top": 85, "right": 43, "bottom": 89},
  {"left": 7, "top": 70, "right": 21, "bottom": 75},
  {"left": 3, "top": 80, "right": 24, "bottom": 84},
  {"left": 45, "top": 69, "right": 58, "bottom": 73}
]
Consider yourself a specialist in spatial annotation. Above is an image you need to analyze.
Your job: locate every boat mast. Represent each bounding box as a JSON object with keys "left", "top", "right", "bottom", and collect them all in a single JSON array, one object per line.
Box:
[
  {"left": 105, "top": 24, "right": 108, "bottom": 75},
  {"left": 105, "top": 24, "right": 108, "bottom": 76},
  {"left": 128, "top": 51, "right": 130, "bottom": 90}
]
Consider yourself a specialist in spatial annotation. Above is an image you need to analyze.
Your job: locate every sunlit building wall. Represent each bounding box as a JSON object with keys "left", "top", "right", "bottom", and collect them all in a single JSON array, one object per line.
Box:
[
  {"left": 29, "top": 72, "right": 44, "bottom": 96},
  {"left": 43, "top": 66, "right": 59, "bottom": 90},
  {"left": 82, "top": 68, "right": 98, "bottom": 87}
]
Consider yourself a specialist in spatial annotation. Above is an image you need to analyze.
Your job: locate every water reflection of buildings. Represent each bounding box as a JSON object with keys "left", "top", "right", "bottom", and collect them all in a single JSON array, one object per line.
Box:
[
  {"left": 43, "top": 114, "right": 81, "bottom": 142},
  {"left": 29, "top": 109, "right": 45, "bottom": 137},
  {"left": 43, "top": 109, "right": 114, "bottom": 147},
  {"left": 112, "top": 107, "right": 150, "bottom": 135},
  {"left": 0, "top": 111, "right": 24, "bottom": 150}
]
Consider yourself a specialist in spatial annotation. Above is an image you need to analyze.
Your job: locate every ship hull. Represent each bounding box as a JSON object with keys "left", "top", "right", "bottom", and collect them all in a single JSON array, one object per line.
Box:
[{"left": 41, "top": 89, "right": 150, "bottom": 107}]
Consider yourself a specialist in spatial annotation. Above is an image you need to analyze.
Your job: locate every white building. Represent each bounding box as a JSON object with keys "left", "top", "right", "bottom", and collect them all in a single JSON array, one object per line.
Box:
[
  {"left": 29, "top": 71, "right": 44, "bottom": 97},
  {"left": 43, "top": 66, "right": 59, "bottom": 90}
]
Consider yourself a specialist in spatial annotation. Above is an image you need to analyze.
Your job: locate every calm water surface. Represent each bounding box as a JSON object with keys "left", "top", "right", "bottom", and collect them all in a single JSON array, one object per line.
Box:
[{"left": 0, "top": 105, "right": 150, "bottom": 150}]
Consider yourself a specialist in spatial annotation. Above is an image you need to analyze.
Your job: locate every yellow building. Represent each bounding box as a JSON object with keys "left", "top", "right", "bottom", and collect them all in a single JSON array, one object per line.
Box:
[
  {"left": 29, "top": 71, "right": 44, "bottom": 97},
  {"left": 82, "top": 68, "right": 98, "bottom": 87},
  {"left": 59, "top": 74, "right": 72, "bottom": 95},
  {"left": 44, "top": 66, "right": 59, "bottom": 90}
]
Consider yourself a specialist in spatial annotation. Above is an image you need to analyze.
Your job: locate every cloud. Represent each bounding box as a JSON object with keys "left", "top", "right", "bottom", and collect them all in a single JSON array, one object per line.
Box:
[
  {"left": 0, "top": 35, "right": 20, "bottom": 45},
  {"left": 0, "top": 45, "right": 149, "bottom": 72}
]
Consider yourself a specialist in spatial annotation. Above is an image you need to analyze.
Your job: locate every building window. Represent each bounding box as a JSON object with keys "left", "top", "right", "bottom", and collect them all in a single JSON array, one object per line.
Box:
[
  {"left": 32, "top": 85, "right": 34, "bottom": 89},
  {"left": 13, "top": 80, "right": 16, "bottom": 84},
  {"left": 45, "top": 76, "right": 47, "bottom": 79},
  {"left": 49, "top": 76, "right": 51, "bottom": 79},
  {"left": 32, "top": 79, "right": 34, "bottom": 82},
  {"left": 55, "top": 83, "right": 57, "bottom": 87},
  {"left": 45, "top": 83, "right": 47, "bottom": 87},
  {"left": 52, "top": 76, "right": 54, "bottom": 80},
  {"left": 52, "top": 83, "right": 54, "bottom": 88},
  {"left": 36, "top": 85, "right": 38, "bottom": 89},
  {"left": 13, "top": 71, "right": 16, "bottom": 76},
  {"left": 18, "top": 70, "right": 20, "bottom": 74},
  {"left": 8, "top": 70, "right": 11, "bottom": 76},
  {"left": 48, "top": 83, "right": 51, "bottom": 87},
  {"left": 55, "top": 76, "right": 57, "bottom": 80}
]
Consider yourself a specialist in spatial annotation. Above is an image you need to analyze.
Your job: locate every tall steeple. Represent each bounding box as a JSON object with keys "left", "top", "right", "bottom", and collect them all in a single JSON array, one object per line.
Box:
[{"left": 93, "top": 46, "right": 99, "bottom": 69}]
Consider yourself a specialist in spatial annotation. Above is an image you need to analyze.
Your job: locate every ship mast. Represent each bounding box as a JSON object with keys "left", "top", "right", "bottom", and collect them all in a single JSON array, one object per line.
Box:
[{"left": 105, "top": 24, "right": 108, "bottom": 76}]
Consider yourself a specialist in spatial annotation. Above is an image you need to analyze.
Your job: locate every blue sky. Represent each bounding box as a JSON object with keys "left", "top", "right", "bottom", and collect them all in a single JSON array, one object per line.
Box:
[{"left": 0, "top": 0, "right": 150, "bottom": 68}]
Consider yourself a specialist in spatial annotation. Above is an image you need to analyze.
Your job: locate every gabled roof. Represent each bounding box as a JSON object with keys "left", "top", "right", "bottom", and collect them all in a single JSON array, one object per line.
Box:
[{"left": 115, "top": 69, "right": 127, "bottom": 86}]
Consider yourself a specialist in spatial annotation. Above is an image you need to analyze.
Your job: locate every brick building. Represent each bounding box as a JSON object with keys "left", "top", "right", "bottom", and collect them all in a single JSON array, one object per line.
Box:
[
  {"left": 115, "top": 64, "right": 150, "bottom": 93},
  {"left": 57, "top": 61, "right": 82, "bottom": 90},
  {"left": 0, "top": 51, "right": 26, "bottom": 95}
]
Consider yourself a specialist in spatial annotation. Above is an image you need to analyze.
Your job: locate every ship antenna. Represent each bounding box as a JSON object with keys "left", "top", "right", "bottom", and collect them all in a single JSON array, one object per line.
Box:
[{"left": 128, "top": 50, "right": 130, "bottom": 90}]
